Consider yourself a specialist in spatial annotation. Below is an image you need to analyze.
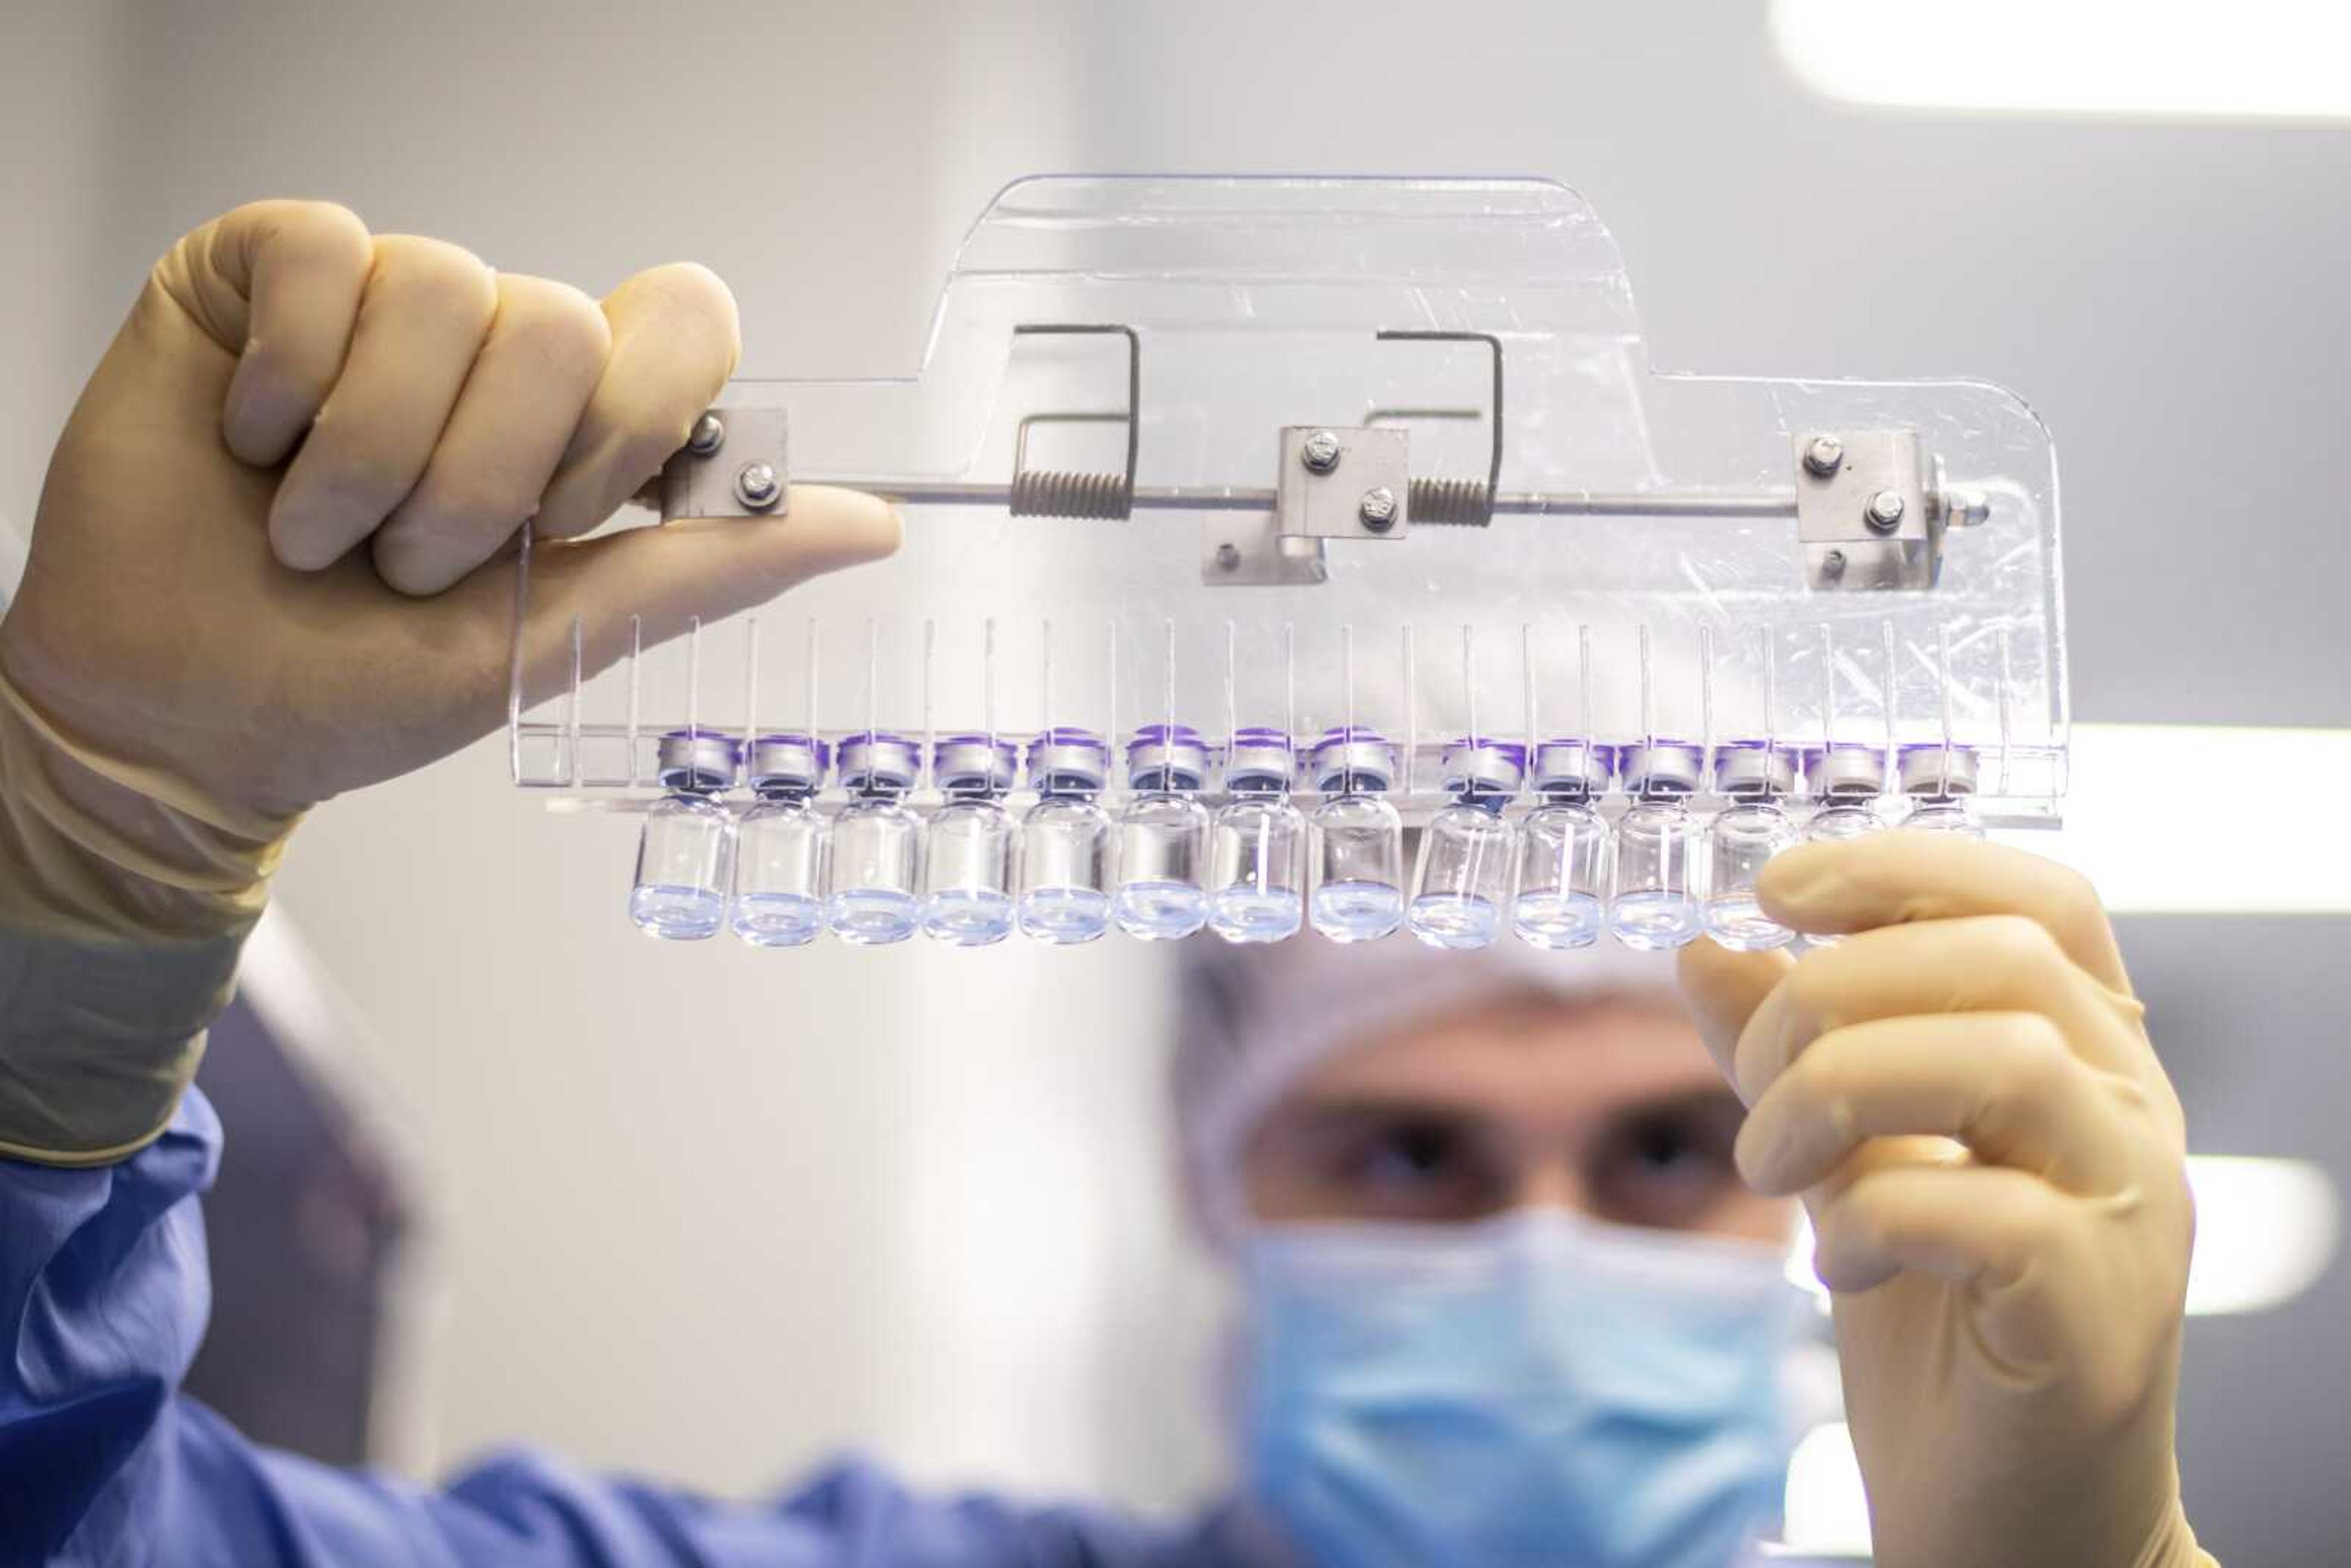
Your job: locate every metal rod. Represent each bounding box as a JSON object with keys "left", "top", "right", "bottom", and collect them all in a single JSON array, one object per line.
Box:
[{"left": 793, "top": 476, "right": 1799, "bottom": 520}]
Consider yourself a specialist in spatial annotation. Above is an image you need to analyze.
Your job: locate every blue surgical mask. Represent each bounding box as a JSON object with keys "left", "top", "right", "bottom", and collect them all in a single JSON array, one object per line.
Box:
[{"left": 1237, "top": 1208, "right": 1808, "bottom": 1568}]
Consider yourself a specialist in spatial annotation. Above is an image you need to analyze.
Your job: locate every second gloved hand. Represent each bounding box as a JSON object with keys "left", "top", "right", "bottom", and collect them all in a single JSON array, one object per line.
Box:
[{"left": 1679, "top": 834, "right": 2213, "bottom": 1568}]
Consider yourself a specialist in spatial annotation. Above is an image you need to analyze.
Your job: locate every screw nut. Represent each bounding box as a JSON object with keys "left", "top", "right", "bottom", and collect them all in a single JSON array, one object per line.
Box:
[
  {"left": 1821, "top": 549, "right": 1848, "bottom": 582},
  {"left": 735, "top": 460, "right": 782, "bottom": 510},
  {"left": 1358, "top": 486, "right": 1398, "bottom": 532},
  {"left": 1300, "top": 429, "right": 1343, "bottom": 475},
  {"left": 1214, "top": 542, "right": 1242, "bottom": 572},
  {"left": 687, "top": 412, "right": 726, "bottom": 456},
  {"left": 1865, "top": 490, "right": 1907, "bottom": 532}
]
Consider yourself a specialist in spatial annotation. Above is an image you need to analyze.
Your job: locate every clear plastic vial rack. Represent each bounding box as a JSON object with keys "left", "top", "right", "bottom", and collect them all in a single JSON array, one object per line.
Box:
[{"left": 507, "top": 176, "right": 2066, "bottom": 951}]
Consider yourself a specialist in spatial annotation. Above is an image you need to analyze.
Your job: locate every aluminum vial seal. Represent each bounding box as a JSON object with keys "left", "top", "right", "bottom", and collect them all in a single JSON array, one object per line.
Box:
[
  {"left": 1309, "top": 726, "right": 1397, "bottom": 793},
  {"left": 1529, "top": 738, "right": 1614, "bottom": 798},
  {"left": 748, "top": 732, "right": 830, "bottom": 794},
  {"left": 656, "top": 729, "right": 741, "bottom": 793},
  {"left": 1440, "top": 735, "right": 1528, "bottom": 798},
  {"left": 1028, "top": 726, "right": 1110, "bottom": 793},
  {"left": 1223, "top": 727, "right": 1298, "bottom": 792},
  {"left": 1898, "top": 742, "right": 1981, "bottom": 798},
  {"left": 837, "top": 730, "right": 920, "bottom": 793},
  {"left": 1125, "top": 723, "right": 1211, "bottom": 790},
  {"left": 1805, "top": 741, "right": 1888, "bottom": 800},
  {"left": 1621, "top": 739, "right": 1705, "bottom": 798},
  {"left": 1714, "top": 740, "right": 1801, "bottom": 799},
  {"left": 933, "top": 734, "right": 1019, "bottom": 795}
]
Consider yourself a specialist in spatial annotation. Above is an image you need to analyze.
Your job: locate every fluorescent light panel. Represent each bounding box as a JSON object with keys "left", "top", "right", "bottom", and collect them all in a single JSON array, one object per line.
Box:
[
  {"left": 2001, "top": 724, "right": 2351, "bottom": 914},
  {"left": 1787, "top": 1155, "right": 2338, "bottom": 1317},
  {"left": 1771, "top": 0, "right": 2351, "bottom": 119}
]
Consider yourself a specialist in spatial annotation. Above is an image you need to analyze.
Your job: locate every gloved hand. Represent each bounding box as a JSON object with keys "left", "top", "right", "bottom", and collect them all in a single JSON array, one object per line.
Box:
[
  {"left": 4, "top": 198, "right": 898, "bottom": 832},
  {"left": 1679, "top": 833, "right": 2214, "bottom": 1568},
  {"left": 0, "top": 200, "right": 898, "bottom": 1161}
]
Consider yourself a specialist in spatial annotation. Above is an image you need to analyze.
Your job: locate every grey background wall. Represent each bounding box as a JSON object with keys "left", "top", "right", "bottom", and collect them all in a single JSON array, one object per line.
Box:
[{"left": 3, "top": 2, "right": 2345, "bottom": 1561}]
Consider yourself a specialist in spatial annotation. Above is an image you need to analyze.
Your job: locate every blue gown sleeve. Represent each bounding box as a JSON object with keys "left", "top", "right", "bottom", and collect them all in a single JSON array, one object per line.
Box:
[{"left": 0, "top": 1087, "right": 1217, "bottom": 1568}]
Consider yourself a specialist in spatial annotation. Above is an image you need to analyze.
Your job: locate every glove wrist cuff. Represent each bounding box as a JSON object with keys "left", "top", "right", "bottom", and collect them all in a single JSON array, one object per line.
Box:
[{"left": 0, "top": 661, "right": 300, "bottom": 943}]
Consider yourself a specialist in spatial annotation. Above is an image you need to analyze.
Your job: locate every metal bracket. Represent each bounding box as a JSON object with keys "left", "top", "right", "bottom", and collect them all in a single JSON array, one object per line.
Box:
[
  {"left": 1202, "top": 424, "right": 1412, "bottom": 585},
  {"left": 1794, "top": 429, "right": 1937, "bottom": 590},
  {"left": 661, "top": 406, "right": 790, "bottom": 520}
]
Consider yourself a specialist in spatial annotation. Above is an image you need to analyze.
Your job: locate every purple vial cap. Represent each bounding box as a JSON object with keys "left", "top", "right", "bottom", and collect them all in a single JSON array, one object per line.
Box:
[
  {"left": 747, "top": 731, "right": 830, "bottom": 790},
  {"left": 836, "top": 729, "right": 920, "bottom": 790},
  {"left": 654, "top": 729, "right": 742, "bottom": 792},
  {"left": 933, "top": 733, "right": 1019, "bottom": 792},
  {"left": 1530, "top": 737, "right": 1614, "bottom": 794},
  {"left": 1029, "top": 726, "right": 1109, "bottom": 790},
  {"left": 1619, "top": 738, "right": 1705, "bottom": 796},
  {"left": 1223, "top": 726, "right": 1299, "bottom": 789},
  {"left": 1897, "top": 742, "right": 1981, "bottom": 797},
  {"left": 1125, "top": 723, "right": 1212, "bottom": 787},
  {"left": 1714, "top": 738, "right": 1801, "bottom": 798},
  {"left": 1308, "top": 726, "right": 1397, "bottom": 792},
  {"left": 1440, "top": 734, "right": 1528, "bottom": 795},
  {"left": 1804, "top": 741, "right": 1888, "bottom": 798}
]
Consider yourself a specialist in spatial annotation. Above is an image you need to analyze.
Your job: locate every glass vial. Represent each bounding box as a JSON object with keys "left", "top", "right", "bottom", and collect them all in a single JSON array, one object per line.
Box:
[
  {"left": 1801, "top": 745, "right": 1888, "bottom": 948},
  {"left": 1899, "top": 743, "right": 1984, "bottom": 836},
  {"left": 825, "top": 732, "right": 922, "bottom": 945},
  {"left": 1512, "top": 739, "right": 1614, "bottom": 950},
  {"left": 921, "top": 735, "right": 1019, "bottom": 947},
  {"left": 1608, "top": 740, "right": 1706, "bottom": 951},
  {"left": 1307, "top": 727, "right": 1406, "bottom": 943},
  {"left": 1703, "top": 741, "right": 1801, "bottom": 951},
  {"left": 1112, "top": 724, "right": 1213, "bottom": 940},
  {"left": 1207, "top": 728, "right": 1305, "bottom": 943},
  {"left": 630, "top": 730, "right": 739, "bottom": 940},
  {"left": 1408, "top": 738, "right": 1524, "bottom": 951},
  {"left": 1017, "top": 728, "right": 1114, "bottom": 944},
  {"left": 730, "top": 733, "right": 831, "bottom": 948}
]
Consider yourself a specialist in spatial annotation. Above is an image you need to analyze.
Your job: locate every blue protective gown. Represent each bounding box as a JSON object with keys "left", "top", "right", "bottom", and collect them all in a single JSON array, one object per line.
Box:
[{"left": 0, "top": 1089, "right": 1254, "bottom": 1567}]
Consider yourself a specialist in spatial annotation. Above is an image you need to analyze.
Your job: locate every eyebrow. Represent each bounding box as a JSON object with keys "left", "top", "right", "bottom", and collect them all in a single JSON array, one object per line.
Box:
[{"left": 1277, "top": 1082, "right": 1745, "bottom": 1130}]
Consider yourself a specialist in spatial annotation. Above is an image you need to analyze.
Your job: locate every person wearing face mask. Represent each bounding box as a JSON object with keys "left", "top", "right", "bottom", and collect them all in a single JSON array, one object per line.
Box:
[
  {"left": 1172, "top": 939, "right": 1816, "bottom": 1568},
  {"left": 2, "top": 201, "right": 2217, "bottom": 1567}
]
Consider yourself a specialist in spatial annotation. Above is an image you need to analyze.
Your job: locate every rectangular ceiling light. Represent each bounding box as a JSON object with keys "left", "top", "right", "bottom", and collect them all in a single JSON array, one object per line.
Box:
[
  {"left": 1772, "top": 0, "right": 2351, "bottom": 120},
  {"left": 1996, "top": 724, "right": 2351, "bottom": 915}
]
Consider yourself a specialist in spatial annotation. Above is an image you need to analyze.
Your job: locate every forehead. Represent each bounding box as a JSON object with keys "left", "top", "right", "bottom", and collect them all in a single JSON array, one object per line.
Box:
[{"left": 1275, "top": 988, "right": 1722, "bottom": 1121}]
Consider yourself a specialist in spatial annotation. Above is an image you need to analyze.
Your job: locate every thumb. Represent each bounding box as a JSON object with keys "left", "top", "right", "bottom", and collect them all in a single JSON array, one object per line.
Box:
[
  {"left": 495, "top": 484, "right": 902, "bottom": 704},
  {"left": 1676, "top": 939, "right": 1793, "bottom": 1105}
]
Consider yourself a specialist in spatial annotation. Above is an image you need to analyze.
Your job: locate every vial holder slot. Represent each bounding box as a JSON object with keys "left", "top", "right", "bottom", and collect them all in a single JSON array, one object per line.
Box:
[{"left": 512, "top": 176, "right": 2064, "bottom": 950}]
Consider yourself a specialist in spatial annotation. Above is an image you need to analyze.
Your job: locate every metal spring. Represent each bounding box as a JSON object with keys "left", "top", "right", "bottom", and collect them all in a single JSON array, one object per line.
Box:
[
  {"left": 1008, "top": 467, "right": 1132, "bottom": 520},
  {"left": 1409, "top": 476, "right": 1494, "bottom": 527}
]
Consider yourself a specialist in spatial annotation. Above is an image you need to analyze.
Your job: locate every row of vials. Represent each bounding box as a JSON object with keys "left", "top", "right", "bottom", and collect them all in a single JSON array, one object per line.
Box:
[{"left": 627, "top": 724, "right": 1984, "bottom": 952}]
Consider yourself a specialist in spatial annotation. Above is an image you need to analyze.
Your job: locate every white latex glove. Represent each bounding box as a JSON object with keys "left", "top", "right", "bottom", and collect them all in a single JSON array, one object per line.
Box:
[
  {"left": 0, "top": 200, "right": 898, "bottom": 1163},
  {"left": 2, "top": 198, "right": 898, "bottom": 828},
  {"left": 1679, "top": 833, "right": 2216, "bottom": 1568}
]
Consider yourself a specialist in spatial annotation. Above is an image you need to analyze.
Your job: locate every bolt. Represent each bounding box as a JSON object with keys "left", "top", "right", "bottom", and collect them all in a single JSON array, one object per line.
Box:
[
  {"left": 735, "top": 460, "right": 781, "bottom": 510},
  {"left": 1300, "top": 429, "right": 1343, "bottom": 475},
  {"left": 1358, "top": 486, "right": 1398, "bottom": 532},
  {"left": 1214, "top": 542, "right": 1242, "bottom": 572},
  {"left": 1865, "top": 490, "right": 1907, "bottom": 533},
  {"left": 687, "top": 411, "right": 726, "bottom": 456},
  {"left": 1821, "top": 549, "right": 1848, "bottom": 582},
  {"left": 1945, "top": 487, "right": 1991, "bottom": 528},
  {"left": 1802, "top": 434, "right": 1845, "bottom": 478}
]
